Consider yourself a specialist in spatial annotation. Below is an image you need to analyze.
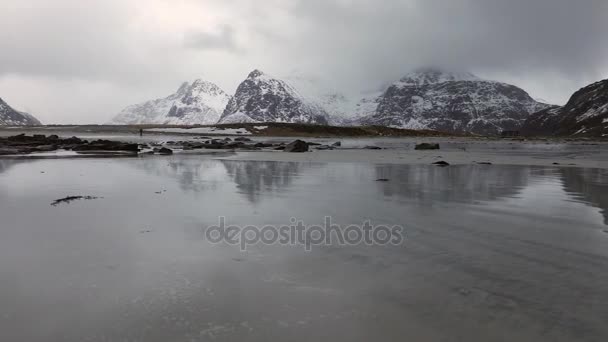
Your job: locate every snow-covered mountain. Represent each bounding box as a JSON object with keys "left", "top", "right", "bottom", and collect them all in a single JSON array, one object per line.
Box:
[
  {"left": 362, "top": 68, "right": 550, "bottom": 135},
  {"left": 522, "top": 78, "right": 608, "bottom": 136},
  {"left": 0, "top": 97, "right": 41, "bottom": 126},
  {"left": 219, "top": 70, "right": 329, "bottom": 125},
  {"left": 107, "top": 68, "right": 555, "bottom": 134},
  {"left": 111, "top": 80, "right": 231, "bottom": 125}
]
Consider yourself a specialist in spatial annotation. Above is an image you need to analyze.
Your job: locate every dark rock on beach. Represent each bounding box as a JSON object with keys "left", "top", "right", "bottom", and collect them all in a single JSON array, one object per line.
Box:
[
  {"left": 315, "top": 145, "right": 335, "bottom": 150},
  {"left": 157, "top": 147, "right": 173, "bottom": 155},
  {"left": 284, "top": 140, "right": 309, "bottom": 153},
  {"left": 72, "top": 140, "right": 140, "bottom": 152},
  {"left": 415, "top": 143, "right": 440, "bottom": 150},
  {"left": 0, "top": 134, "right": 146, "bottom": 155},
  {"left": 234, "top": 137, "right": 252, "bottom": 142},
  {"left": 254, "top": 142, "right": 274, "bottom": 148}
]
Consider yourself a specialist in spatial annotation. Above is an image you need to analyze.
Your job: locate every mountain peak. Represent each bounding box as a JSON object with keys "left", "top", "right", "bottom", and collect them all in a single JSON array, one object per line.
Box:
[
  {"left": 398, "top": 68, "right": 481, "bottom": 87},
  {"left": 220, "top": 71, "right": 329, "bottom": 125},
  {"left": 191, "top": 79, "right": 214, "bottom": 87},
  {"left": 247, "top": 69, "right": 266, "bottom": 79}
]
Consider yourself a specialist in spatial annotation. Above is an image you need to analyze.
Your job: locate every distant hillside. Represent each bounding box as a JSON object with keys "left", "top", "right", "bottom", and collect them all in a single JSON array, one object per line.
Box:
[{"left": 0, "top": 98, "right": 41, "bottom": 126}]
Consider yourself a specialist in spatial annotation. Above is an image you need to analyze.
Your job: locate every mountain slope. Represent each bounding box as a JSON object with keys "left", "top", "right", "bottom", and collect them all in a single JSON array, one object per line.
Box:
[
  {"left": 554, "top": 79, "right": 608, "bottom": 136},
  {"left": 363, "top": 69, "right": 550, "bottom": 135},
  {"left": 522, "top": 78, "right": 608, "bottom": 136},
  {"left": 0, "top": 98, "right": 41, "bottom": 126},
  {"left": 520, "top": 106, "right": 563, "bottom": 136},
  {"left": 111, "top": 80, "right": 231, "bottom": 125},
  {"left": 219, "top": 70, "right": 329, "bottom": 125}
]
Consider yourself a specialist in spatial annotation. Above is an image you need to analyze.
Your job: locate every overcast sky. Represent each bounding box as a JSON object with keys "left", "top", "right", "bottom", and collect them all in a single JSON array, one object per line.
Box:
[{"left": 1, "top": 0, "right": 607, "bottom": 124}]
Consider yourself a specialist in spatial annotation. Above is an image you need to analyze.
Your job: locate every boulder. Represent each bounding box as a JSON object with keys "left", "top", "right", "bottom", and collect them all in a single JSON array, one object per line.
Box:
[
  {"left": 157, "top": 147, "right": 173, "bottom": 155},
  {"left": 254, "top": 142, "right": 273, "bottom": 148},
  {"left": 284, "top": 140, "right": 309, "bottom": 152},
  {"left": 315, "top": 145, "right": 334, "bottom": 150},
  {"left": 415, "top": 143, "right": 440, "bottom": 150}
]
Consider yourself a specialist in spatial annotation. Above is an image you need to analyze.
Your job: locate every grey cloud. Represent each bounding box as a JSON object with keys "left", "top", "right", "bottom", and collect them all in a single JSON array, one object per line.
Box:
[
  {"left": 184, "top": 25, "right": 240, "bottom": 52},
  {"left": 1, "top": 0, "right": 608, "bottom": 123},
  {"left": 283, "top": 0, "right": 608, "bottom": 92}
]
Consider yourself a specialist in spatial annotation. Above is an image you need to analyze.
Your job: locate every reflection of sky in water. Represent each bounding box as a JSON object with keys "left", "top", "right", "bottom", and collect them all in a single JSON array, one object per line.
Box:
[{"left": 1, "top": 157, "right": 608, "bottom": 341}]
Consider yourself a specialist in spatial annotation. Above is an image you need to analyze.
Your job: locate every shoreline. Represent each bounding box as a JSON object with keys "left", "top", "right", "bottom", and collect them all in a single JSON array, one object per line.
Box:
[
  {"left": 1, "top": 129, "right": 607, "bottom": 169},
  {"left": 216, "top": 148, "right": 608, "bottom": 169}
]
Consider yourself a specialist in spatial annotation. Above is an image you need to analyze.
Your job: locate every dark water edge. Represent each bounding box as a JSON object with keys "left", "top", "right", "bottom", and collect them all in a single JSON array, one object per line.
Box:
[{"left": 1, "top": 156, "right": 607, "bottom": 341}]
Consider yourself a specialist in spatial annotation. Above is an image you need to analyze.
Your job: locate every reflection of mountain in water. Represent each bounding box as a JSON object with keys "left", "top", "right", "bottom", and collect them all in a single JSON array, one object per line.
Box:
[
  {"left": 0, "top": 159, "right": 26, "bottom": 175},
  {"left": 130, "top": 156, "right": 608, "bottom": 222},
  {"left": 220, "top": 160, "right": 303, "bottom": 203},
  {"left": 133, "top": 157, "right": 228, "bottom": 193},
  {"left": 374, "top": 164, "right": 532, "bottom": 205},
  {"left": 0, "top": 160, "right": 12, "bottom": 174},
  {"left": 132, "top": 157, "right": 306, "bottom": 204},
  {"left": 561, "top": 168, "right": 608, "bottom": 225}
]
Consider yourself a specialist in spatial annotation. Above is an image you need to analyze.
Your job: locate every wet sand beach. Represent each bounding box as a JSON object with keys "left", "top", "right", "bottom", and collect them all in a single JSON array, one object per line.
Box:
[{"left": 1, "top": 130, "right": 608, "bottom": 341}]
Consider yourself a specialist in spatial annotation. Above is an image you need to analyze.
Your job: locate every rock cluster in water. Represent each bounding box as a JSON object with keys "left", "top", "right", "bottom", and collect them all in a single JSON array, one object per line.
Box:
[{"left": 0, "top": 134, "right": 140, "bottom": 155}]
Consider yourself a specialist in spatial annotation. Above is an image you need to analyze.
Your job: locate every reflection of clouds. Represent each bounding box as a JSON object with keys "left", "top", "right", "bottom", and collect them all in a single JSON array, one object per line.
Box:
[
  {"left": 220, "top": 160, "right": 303, "bottom": 204},
  {"left": 133, "top": 156, "right": 229, "bottom": 193},
  {"left": 561, "top": 168, "right": 608, "bottom": 225},
  {"left": 374, "top": 164, "right": 531, "bottom": 205}
]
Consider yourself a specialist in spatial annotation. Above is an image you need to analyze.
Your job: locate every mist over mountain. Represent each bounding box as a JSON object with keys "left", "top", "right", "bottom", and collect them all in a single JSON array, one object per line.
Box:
[{"left": 113, "top": 68, "right": 557, "bottom": 135}]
